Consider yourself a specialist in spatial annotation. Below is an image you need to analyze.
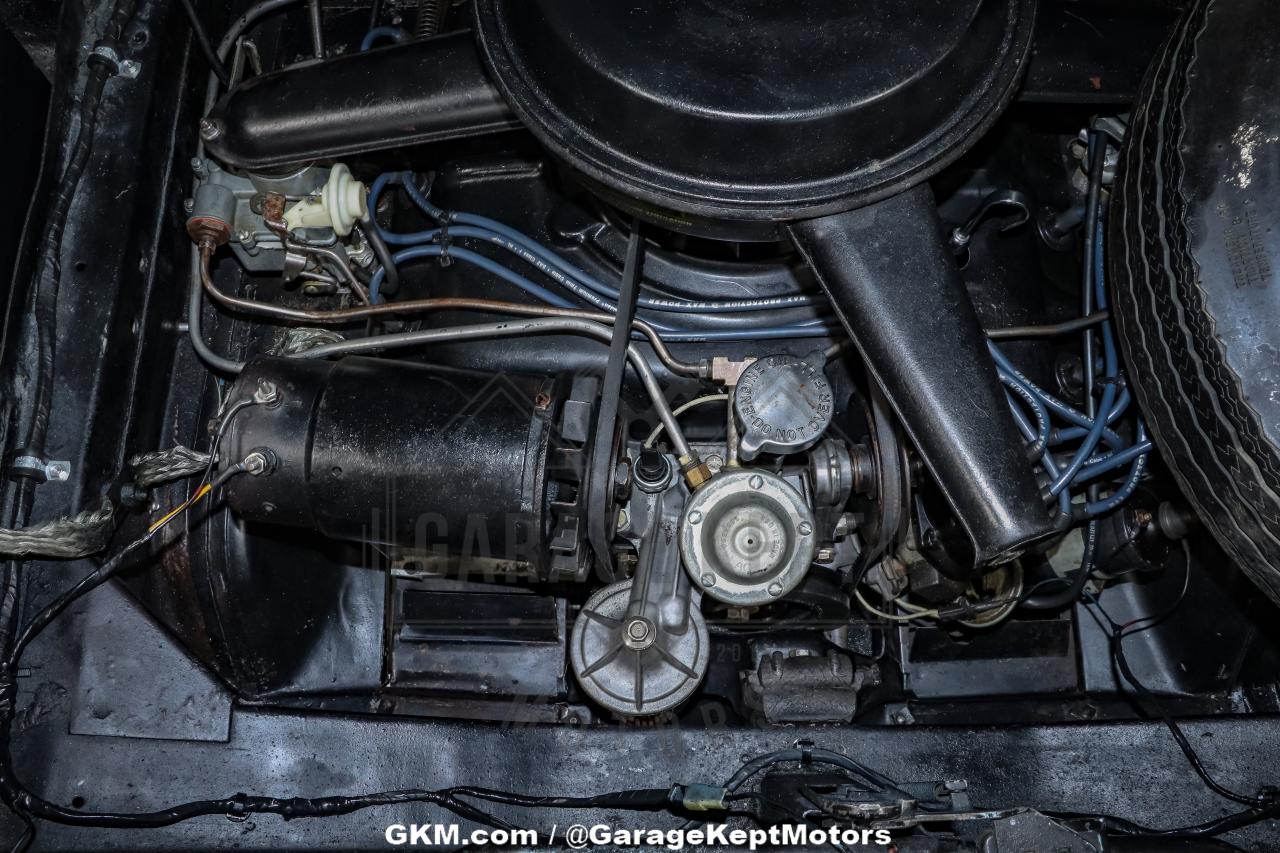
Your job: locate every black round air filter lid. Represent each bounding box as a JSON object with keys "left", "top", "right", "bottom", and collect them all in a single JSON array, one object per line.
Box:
[{"left": 473, "top": 0, "right": 1036, "bottom": 230}]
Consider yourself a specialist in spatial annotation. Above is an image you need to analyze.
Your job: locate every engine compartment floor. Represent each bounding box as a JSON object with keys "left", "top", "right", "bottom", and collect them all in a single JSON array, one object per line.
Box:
[{"left": 6, "top": 578, "right": 1279, "bottom": 850}]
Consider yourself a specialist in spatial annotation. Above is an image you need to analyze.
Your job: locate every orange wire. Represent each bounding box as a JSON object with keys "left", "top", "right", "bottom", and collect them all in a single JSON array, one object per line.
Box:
[{"left": 147, "top": 483, "right": 212, "bottom": 534}]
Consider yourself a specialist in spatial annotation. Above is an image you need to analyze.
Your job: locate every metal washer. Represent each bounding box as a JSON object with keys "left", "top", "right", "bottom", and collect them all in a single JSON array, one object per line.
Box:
[{"left": 679, "top": 469, "right": 817, "bottom": 606}]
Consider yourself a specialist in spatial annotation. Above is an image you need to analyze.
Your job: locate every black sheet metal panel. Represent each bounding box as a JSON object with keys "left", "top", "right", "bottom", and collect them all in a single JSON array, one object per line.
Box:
[
  {"left": 201, "top": 30, "right": 522, "bottom": 171},
  {"left": 1019, "top": 1, "right": 1178, "bottom": 105},
  {"left": 473, "top": 0, "right": 1037, "bottom": 234},
  {"left": 391, "top": 582, "right": 568, "bottom": 698},
  {"left": 68, "top": 583, "right": 232, "bottom": 743},
  {"left": 789, "top": 186, "right": 1058, "bottom": 568},
  {"left": 901, "top": 618, "right": 1077, "bottom": 699}
]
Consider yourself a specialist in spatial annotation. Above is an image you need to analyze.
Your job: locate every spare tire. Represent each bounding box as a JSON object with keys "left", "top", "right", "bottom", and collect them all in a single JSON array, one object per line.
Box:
[{"left": 1111, "top": 0, "right": 1280, "bottom": 604}]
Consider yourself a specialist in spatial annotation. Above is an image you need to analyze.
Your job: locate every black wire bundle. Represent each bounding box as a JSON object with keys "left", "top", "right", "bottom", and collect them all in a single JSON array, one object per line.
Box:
[{"left": 177, "top": 0, "right": 231, "bottom": 85}]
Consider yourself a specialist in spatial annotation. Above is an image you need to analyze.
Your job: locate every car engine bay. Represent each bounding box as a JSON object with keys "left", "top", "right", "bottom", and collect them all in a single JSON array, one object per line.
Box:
[{"left": 2, "top": 0, "right": 1280, "bottom": 850}]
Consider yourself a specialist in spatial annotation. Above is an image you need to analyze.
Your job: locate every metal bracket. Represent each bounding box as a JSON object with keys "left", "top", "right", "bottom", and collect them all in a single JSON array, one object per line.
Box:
[{"left": 948, "top": 188, "right": 1032, "bottom": 255}]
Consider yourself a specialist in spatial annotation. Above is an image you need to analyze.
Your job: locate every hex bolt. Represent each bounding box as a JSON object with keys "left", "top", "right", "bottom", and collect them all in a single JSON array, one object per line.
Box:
[
  {"left": 622, "top": 617, "right": 655, "bottom": 650},
  {"left": 253, "top": 378, "right": 281, "bottom": 406},
  {"left": 198, "top": 118, "right": 222, "bottom": 142}
]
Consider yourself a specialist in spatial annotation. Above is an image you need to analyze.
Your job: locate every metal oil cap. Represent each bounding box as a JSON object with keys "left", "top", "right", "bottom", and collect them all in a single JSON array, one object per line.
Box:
[{"left": 733, "top": 354, "right": 833, "bottom": 461}]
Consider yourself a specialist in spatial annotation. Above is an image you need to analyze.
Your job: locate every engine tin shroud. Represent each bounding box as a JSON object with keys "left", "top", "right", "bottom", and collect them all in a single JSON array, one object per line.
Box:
[{"left": 473, "top": 0, "right": 1038, "bottom": 234}]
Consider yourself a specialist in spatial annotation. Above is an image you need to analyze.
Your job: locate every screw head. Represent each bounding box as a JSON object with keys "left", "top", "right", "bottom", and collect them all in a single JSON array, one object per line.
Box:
[
  {"left": 700, "top": 573, "right": 717, "bottom": 587},
  {"left": 767, "top": 582, "right": 784, "bottom": 597},
  {"left": 748, "top": 474, "right": 764, "bottom": 490},
  {"left": 198, "top": 118, "right": 222, "bottom": 141},
  {"left": 798, "top": 521, "right": 812, "bottom": 536},
  {"left": 688, "top": 509, "right": 703, "bottom": 524}
]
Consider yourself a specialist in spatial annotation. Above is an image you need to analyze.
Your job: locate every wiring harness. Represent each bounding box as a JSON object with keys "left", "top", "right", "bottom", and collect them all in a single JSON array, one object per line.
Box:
[{"left": 366, "top": 172, "right": 840, "bottom": 342}]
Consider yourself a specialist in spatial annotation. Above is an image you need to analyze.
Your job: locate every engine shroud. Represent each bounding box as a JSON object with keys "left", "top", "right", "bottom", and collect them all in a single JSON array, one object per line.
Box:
[{"left": 473, "top": 0, "right": 1037, "bottom": 234}]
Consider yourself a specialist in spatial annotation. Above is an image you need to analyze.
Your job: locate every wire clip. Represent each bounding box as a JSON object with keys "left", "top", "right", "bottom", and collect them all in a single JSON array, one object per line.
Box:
[
  {"left": 8, "top": 453, "right": 71, "bottom": 484},
  {"left": 86, "top": 41, "right": 140, "bottom": 78},
  {"left": 436, "top": 220, "right": 453, "bottom": 267},
  {"left": 795, "top": 738, "right": 815, "bottom": 766}
]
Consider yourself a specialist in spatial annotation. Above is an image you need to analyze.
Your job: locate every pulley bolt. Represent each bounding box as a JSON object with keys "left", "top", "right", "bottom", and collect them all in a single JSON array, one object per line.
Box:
[{"left": 623, "top": 618, "right": 654, "bottom": 649}]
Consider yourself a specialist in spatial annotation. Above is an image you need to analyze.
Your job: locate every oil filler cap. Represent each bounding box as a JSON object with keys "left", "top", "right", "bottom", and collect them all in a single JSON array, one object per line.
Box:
[{"left": 733, "top": 354, "right": 833, "bottom": 462}]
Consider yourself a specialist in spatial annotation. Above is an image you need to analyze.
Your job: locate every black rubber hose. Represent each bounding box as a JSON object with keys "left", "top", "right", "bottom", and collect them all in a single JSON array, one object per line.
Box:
[
  {"left": 361, "top": 214, "right": 399, "bottom": 296},
  {"left": 177, "top": 0, "right": 231, "bottom": 86},
  {"left": 1020, "top": 519, "right": 1098, "bottom": 610}
]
